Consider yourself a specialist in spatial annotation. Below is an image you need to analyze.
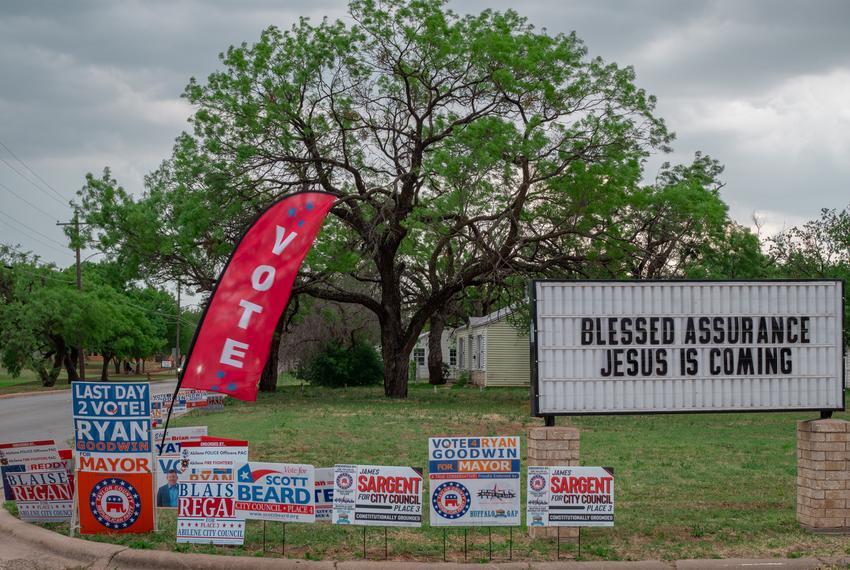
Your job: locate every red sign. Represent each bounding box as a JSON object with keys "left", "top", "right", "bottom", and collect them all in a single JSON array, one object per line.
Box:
[
  {"left": 180, "top": 192, "right": 335, "bottom": 401},
  {"left": 77, "top": 471, "right": 155, "bottom": 534}
]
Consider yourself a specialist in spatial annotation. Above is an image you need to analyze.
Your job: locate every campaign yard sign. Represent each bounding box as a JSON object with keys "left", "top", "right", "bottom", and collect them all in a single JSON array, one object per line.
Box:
[
  {"left": 234, "top": 462, "right": 315, "bottom": 523},
  {"left": 0, "top": 441, "right": 71, "bottom": 522},
  {"left": 527, "top": 466, "right": 614, "bottom": 527},
  {"left": 6, "top": 468, "right": 73, "bottom": 522},
  {"left": 78, "top": 471, "right": 156, "bottom": 533},
  {"left": 429, "top": 436, "right": 521, "bottom": 527},
  {"left": 332, "top": 464, "right": 423, "bottom": 527},
  {"left": 314, "top": 468, "right": 334, "bottom": 522},
  {"left": 176, "top": 437, "right": 248, "bottom": 545},
  {"left": 152, "top": 426, "right": 207, "bottom": 509},
  {"left": 73, "top": 382, "right": 155, "bottom": 534},
  {"left": 73, "top": 382, "right": 152, "bottom": 473},
  {"left": 0, "top": 440, "right": 62, "bottom": 501}
]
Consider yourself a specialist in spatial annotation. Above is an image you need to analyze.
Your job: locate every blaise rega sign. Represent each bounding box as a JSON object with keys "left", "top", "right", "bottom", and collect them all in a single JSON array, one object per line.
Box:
[{"left": 531, "top": 280, "right": 845, "bottom": 415}]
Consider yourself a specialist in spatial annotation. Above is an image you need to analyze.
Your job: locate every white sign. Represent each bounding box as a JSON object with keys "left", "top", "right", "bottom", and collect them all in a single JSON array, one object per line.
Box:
[
  {"left": 314, "top": 468, "right": 334, "bottom": 521},
  {"left": 176, "top": 438, "right": 248, "bottom": 545},
  {"left": 333, "top": 464, "right": 423, "bottom": 527},
  {"left": 152, "top": 427, "right": 207, "bottom": 509},
  {"left": 234, "top": 462, "right": 315, "bottom": 523},
  {"left": 1, "top": 440, "right": 63, "bottom": 499},
  {"left": 0, "top": 441, "right": 71, "bottom": 522},
  {"left": 527, "top": 466, "right": 614, "bottom": 527},
  {"left": 428, "top": 436, "right": 520, "bottom": 527},
  {"left": 532, "top": 280, "right": 845, "bottom": 415}
]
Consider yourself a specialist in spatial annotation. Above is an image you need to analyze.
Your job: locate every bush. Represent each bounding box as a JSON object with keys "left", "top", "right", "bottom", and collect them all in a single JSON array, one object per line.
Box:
[
  {"left": 452, "top": 370, "right": 469, "bottom": 389},
  {"left": 303, "top": 340, "right": 383, "bottom": 387}
]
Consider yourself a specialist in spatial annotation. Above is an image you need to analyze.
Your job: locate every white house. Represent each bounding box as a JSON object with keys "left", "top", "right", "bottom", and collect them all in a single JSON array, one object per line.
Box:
[
  {"left": 411, "top": 329, "right": 456, "bottom": 381},
  {"left": 411, "top": 307, "right": 531, "bottom": 387}
]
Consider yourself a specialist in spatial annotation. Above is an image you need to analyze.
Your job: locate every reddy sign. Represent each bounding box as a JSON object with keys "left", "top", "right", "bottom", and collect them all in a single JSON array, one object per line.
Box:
[{"left": 527, "top": 466, "right": 614, "bottom": 527}]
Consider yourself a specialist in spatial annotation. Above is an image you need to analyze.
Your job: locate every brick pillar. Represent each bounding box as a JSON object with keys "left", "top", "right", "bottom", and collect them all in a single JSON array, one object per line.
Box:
[
  {"left": 528, "top": 426, "right": 580, "bottom": 539},
  {"left": 797, "top": 419, "right": 850, "bottom": 533}
]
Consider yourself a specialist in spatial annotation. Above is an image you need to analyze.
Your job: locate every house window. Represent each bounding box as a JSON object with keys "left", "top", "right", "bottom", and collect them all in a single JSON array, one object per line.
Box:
[
  {"left": 449, "top": 347, "right": 457, "bottom": 367},
  {"left": 413, "top": 348, "right": 425, "bottom": 366},
  {"left": 477, "top": 334, "right": 484, "bottom": 370},
  {"left": 469, "top": 335, "right": 475, "bottom": 368},
  {"left": 458, "top": 339, "right": 465, "bottom": 368}
]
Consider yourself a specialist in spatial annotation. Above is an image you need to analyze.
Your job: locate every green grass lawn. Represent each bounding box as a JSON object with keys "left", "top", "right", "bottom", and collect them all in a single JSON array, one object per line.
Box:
[{"left": 7, "top": 382, "right": 850, "bottom": 562}]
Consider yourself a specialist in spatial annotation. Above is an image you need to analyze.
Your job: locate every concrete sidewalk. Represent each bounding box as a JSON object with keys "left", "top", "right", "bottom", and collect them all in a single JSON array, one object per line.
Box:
[{"left": 1, "top": 510, "right": 848, "bottom": 570}]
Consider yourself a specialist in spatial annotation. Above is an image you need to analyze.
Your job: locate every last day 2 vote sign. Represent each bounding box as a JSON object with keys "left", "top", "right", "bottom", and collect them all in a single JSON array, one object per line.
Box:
[
  {"left": 428, "top": 436, "right": 520, "bottom": 526},
  {"left": 72, "top": 382, "right": 155, "bottom": 534},
  {"left": 73, "top": 382, "right": 152, "bottom": 472}
]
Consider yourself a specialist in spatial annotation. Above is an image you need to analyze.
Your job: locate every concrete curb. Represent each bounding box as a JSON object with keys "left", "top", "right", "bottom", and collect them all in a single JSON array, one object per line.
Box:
[
  {"left": 0, "top": 508, "right": 125, "bottom": 566},
  {"left": 1, "top": 510, "right": 846, "bottom": 569}
]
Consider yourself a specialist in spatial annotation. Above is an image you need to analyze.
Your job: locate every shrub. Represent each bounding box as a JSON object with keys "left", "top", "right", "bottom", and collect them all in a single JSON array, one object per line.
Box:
[
  {"left": 304, "top": 340, "right": 383, "bottom": 387},
  {"left": 453, "top": 370, "right": 469, "bottom": 389}
]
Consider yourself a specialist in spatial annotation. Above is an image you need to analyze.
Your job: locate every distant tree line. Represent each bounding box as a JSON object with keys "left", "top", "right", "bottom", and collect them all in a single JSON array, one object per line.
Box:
[{"left": 0, "top": 246, "right": 196, "bottom": 386}]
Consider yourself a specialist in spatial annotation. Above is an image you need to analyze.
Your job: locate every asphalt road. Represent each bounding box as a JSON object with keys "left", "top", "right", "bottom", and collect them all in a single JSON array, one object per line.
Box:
[{"left": 0, "top": 379, "right": 178, "bottom": 446}]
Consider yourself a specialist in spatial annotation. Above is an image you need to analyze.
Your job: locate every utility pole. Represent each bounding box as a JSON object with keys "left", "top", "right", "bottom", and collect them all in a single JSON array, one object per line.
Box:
[
  {"left": 175, "top": 280, "right": 181, "bottom": 372},
  {"left": 57, "top": 211, "right": 87, "bottom": 381}
]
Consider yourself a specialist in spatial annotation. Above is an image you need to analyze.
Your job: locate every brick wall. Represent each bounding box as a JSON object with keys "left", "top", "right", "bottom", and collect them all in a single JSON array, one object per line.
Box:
[
  {"left": 797, "top": 419, "right": 850, "bottom": 532},
  {"left": 528, "top": 426, "right": 580, "bottom": 539}
]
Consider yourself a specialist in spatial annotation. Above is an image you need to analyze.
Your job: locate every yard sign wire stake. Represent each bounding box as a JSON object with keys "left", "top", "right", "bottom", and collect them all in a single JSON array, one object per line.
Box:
[
  {"left": 488, "top": 526, "right": 492, "bottom": 561},
  {"left": 464, "top": 528, "right": 467, "bottom": 562},
  {"left": 282, "top": 522, "right": 285, "bottom": 555},
  {"left": 262, "top": 520, "right": 266, "bottom": 552},
  {"left": 578, "top": 527, "right": 582, "bottom": 559},
  {"left": 442, "top": 528, "right": 446, "bottom": 562},
  {"left": 509, "top": 526, "right": 513, "bottom": 560},
  {"left": 556, "top": 526, "right": 561, "bottom": 560},
  {"left": 384, "top": 527, "right": 388, "bottom": 560},
  {"left": 362, "top": 526, "right": 366, "bottom": 559}
]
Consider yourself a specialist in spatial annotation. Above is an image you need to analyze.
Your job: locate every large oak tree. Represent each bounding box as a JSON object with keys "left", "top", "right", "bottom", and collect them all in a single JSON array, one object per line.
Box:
[{"left": 79, "top": 0, "right": 676, "bottom": 397}]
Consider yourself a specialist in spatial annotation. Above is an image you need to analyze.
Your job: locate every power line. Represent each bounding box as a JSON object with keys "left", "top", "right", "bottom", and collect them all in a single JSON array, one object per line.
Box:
[
  {"left": 0, "top": 179, "right": 64, "bottom": 219},
  {"left": 0, "top": 139, "right": 68, "bottom": 204},
  {"left": 0, "top": 210, "right": 68, "bottom": 247},
  {"left": 0, "top": 220, "right": 73, "bottom": 258}
]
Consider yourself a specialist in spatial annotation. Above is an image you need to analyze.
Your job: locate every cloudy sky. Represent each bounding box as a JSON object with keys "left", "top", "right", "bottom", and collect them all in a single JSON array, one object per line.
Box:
[{"left": 1, "top": 0, "right": 848, "bottom": 269}]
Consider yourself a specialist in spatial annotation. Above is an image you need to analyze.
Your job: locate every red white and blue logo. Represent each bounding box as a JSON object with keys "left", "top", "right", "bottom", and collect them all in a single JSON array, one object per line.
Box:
[
  {"left": 530, "top": 474, "right": 546, "bottom": 492},
  {"left": 432, "top": 481, "right": 471, "bottom": 520},
  {"left": 89, "top": 478, "right": 141, "bottom": 529},
  {"left": 237, "top": 464, "right": 280, "bottom": 483},
  {"left": 336, "top": 472, "right": 353, "bottom": 490}
]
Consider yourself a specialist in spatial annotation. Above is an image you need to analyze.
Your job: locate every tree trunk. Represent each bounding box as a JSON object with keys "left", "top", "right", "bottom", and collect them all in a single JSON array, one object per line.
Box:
[
  {"left": 101, "top": 353, "right": 112, "bottom": 381},
  {"left": 380, "top": 332, "right": 409, "bottom": 398},
  {"left": 259, "top": 326, "right": 283, "bottom": 393},
  {"left": 428, "top": 313, "right": 447, "bottom": 385},
  {"left": 64, "top": 347, "right": 80, "bottom": 383},
  {"left": 114, "top": 357, "right": 121, "bottom": 374}
]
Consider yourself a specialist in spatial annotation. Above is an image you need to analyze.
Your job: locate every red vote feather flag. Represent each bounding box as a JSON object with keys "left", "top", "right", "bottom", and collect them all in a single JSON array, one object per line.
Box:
[{"left": 178, "top": 191, "right": 335, "bottom": 401}]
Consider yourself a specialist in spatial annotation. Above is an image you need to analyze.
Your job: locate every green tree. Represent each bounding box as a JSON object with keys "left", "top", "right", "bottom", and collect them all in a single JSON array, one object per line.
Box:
[
  {"left": 770, "top": 205, "right": 850, "bottom": 345},
  {"left": 78, "top": 0, "right": 674, "bottom": 398}
]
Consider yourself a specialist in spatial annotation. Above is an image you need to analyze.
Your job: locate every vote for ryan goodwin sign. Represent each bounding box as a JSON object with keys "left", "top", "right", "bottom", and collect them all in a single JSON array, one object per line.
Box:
[{"left": 530, "top": 280, "right": 845, "bottom": 416}]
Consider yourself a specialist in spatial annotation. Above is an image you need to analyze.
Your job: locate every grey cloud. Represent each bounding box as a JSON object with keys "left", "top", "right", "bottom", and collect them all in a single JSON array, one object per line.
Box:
[{"left": 1, "top": 0, "right": 849, "bottom": 266}]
